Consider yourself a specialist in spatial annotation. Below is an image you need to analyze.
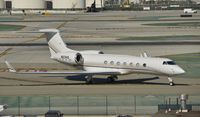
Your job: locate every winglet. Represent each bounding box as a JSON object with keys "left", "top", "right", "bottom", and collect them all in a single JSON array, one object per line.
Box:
[{"left": 5, "top": 61, "right": 16, "bottom": 73}]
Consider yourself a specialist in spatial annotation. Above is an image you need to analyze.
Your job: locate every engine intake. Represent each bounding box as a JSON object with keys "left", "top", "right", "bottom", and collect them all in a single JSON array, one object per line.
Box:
[{"left": 75, "top": 53, "right": 84, "bottom": 65}]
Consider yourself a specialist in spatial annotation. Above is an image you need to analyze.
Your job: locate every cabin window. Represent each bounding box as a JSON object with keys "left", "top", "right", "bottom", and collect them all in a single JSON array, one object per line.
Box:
[
  {"left": 129, "top": 62, "right": 133, "bottom": 66},
  {"left": 99, "top": 51, "right": 104, "bottom": 54},
  {"left": 123, "top": 62, "right": 127, "bottom": 66},
  {"left": 117, "top": 62, "right": 120, "bottom": 65},
  {"left": 143, "top": 63, "right": 146, "bottom": 67},
  {"left": 110, "top": 61, "right": 114, "bottom": 65},
  {"left": 104, "top": 61, "right": 108, "bottom": 64}
]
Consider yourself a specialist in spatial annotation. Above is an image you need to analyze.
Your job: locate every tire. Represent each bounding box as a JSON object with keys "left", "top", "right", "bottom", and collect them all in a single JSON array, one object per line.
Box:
[{"left": 169, "top": 82, "right": 174, "bottom": 86}]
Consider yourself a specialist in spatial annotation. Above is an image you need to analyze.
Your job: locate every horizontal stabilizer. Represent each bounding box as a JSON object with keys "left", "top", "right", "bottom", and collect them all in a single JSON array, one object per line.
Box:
[{"left": 5, "top": 60, "right": 16, "bottom": 73}]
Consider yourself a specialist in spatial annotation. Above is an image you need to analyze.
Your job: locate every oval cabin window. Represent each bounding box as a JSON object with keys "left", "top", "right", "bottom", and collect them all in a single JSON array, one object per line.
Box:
[{"left": 104, "top": 61, "right": 108, "bottom": 64}]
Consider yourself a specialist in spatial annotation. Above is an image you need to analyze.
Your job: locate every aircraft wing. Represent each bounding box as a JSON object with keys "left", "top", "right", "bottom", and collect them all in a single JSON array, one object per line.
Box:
[{"left": 5, "top": 61, "right": 120, "bottom": 75}]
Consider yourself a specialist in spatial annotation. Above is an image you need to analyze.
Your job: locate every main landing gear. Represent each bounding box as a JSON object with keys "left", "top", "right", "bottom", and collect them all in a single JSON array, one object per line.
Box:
[
  {"left": 85, "top": 75, "right": 94, "bottom": 84},
  {"left": 168, "top": 77, "right": 174, "bottom": 86},
  {"left": 85, "top": 75, "right": 118, "bottom": 84},
  {"left": 107, "top": 75, "right": 118, "bottom": 83}
]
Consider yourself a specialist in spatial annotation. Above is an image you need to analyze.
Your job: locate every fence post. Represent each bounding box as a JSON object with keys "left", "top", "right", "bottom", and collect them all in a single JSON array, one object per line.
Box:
[
  {"left": 18, "top": 96, "right": 20, "bottom": 116},
  {"left": 49, "top": 96, "right": 51, "bottom": 110},
  {"left": 176, "top": 97, "right": 179, "bottom": 109},
  {"left": 106, "top": 96, "right": 108, "bottom": 115},
  {"left": 134, "top": 96, "right": 136, "bottom": 115},
  {"left": 77, "top": 96, "right": 79, "bottom": 115}
]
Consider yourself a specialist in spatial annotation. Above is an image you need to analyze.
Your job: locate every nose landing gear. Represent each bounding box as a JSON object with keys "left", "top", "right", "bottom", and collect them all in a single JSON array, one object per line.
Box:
[{"left": 168, "top": 77, "right": 174, "bottom": 86}]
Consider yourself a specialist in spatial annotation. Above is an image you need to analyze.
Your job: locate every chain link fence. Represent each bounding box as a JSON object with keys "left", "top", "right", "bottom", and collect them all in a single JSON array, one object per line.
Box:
[{"left": 0, "top": 95, "right": 199, "bottom": 116}]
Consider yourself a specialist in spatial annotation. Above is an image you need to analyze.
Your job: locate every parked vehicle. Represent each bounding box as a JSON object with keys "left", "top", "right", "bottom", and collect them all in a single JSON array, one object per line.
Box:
[
  {"left": 184, "top": 8, "right": 197, "bottom": 13},
  {"left": 45, "top": 110, "right": 63, "bottom": 117}
]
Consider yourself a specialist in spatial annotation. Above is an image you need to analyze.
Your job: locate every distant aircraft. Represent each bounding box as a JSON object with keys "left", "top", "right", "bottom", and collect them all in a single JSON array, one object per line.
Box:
[{"left": 5, "top": 29, "right": 185, "bottom": 86}]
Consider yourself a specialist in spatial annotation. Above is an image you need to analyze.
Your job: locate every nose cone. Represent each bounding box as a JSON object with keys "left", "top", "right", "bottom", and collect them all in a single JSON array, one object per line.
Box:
[
  {"left": 174, "top": 67, "right": 185, "bottom": 75},
  {"left": 178, "top": 68, "right": 185, "bottom": 74}
]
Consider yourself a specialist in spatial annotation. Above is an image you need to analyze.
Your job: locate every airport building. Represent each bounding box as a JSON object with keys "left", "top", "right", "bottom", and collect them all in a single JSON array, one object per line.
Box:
[
  {"left": 0, "top": 0, "right": 198, "bottom": 11},
  {"left": 0, "top": 0, "right": 104, "bottom": 10}
]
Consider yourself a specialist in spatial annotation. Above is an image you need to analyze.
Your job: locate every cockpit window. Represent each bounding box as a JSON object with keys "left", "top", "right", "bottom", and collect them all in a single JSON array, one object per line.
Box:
[
  {"left": 167, "top": 61, "right": 176, "bottom": 65},
  {"left": 163, "top": 61, "right": 167, "bottom": 65},
  {"left": 163, "top": 61, "right": 176, "bottom": 65}
]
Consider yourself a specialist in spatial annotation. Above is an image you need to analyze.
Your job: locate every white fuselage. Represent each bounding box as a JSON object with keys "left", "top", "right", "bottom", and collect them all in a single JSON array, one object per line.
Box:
[{"left": 54, "top": 52, "right": 185, "bottom": 77}]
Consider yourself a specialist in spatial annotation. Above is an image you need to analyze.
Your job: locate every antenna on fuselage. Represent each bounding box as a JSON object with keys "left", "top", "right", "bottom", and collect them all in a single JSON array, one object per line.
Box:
[{"left": 140, "top": 52, "right": 150, "bottom": 57}]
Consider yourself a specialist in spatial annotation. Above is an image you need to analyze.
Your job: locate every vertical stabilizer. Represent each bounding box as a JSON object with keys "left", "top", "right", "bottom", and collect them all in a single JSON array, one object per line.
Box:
[{"left": 39, "top": 29, "right": 73, "bottom": 56}]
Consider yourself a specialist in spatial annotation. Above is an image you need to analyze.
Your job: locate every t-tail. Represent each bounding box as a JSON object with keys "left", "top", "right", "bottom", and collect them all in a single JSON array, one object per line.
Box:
[{"left": 39, "top": 29, "right": 74, "bottom": 57}]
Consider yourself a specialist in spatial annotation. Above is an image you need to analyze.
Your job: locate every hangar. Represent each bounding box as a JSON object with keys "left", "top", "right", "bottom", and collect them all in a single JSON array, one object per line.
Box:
[{"left": 0, "top": 0, "right": 104, "bottom": 10}]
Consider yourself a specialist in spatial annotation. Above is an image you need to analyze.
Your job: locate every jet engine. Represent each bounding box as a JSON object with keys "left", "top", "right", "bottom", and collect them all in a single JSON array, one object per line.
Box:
[{"left": 54, "top": 52, "right": 84, "bottom": 65}]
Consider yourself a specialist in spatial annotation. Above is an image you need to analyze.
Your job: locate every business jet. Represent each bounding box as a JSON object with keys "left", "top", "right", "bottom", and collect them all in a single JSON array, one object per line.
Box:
[{"left": 5, "top": 29, "right": 185, "bottom": 86}]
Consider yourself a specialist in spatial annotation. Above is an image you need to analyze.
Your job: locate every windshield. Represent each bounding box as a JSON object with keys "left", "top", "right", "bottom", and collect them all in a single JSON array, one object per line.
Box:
[
  {"left": 167, "top": 61, "right": 176, "bottom": 65},
  {"left": 163, "top": 61, "right": 176, "bottom": 65}
]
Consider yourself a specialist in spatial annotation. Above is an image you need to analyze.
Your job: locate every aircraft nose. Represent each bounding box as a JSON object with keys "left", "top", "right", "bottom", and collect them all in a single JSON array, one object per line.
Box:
[{"left": 175, "top": 67, "right": 185, "bottom": 75}]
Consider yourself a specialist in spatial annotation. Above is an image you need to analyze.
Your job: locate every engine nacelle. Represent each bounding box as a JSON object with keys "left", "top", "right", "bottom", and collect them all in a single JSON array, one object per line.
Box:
[
  {"left": 80, "top": 50, "right": 104, "bottom": 54},
  {"left": 53, "top": 52, "right": 84, "bottom": 65}
]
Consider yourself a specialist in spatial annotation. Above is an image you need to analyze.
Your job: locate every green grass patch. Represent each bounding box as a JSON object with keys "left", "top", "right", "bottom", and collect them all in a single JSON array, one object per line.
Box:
[
  {"left": 0, "top": 17, "right": 22, "bottom": 21},
  {"left": 164, "top": 53, "right": 200, "bottom": 79},
  {"left": 0, "top": 97, "right": 19, "bottom": 107},
  {"left": 0, "top": 17, "right": 23, "bottom": 21},
  {"left": 0, "top": 24, "right": 25, "bottom": 31},
  {"left": 118, "top": 35, "right": 200, "bottom": 41},
  {"left": 131, "top": 16, "right": 174, "bottom": 21},
  {"left": 0, "top": 96, "right": 50, "bottom": 107},
  {"left": 143, "top": 22, "right": 200, "bottom": 27}
]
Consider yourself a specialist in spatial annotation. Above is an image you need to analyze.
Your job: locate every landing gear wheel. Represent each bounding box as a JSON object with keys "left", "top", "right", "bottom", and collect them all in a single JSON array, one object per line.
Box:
[
  {"left": 107, "top": 75, "right": 118, "bottom": 83},
  {"left": 85, "top": 75, "right": 94, "bottom": 84},
  {"left": 169, "top": 82, "right": 174, "bottom": 86},
  {"left": 107, "top": 77, "right": 115, "bottom": 83}
]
